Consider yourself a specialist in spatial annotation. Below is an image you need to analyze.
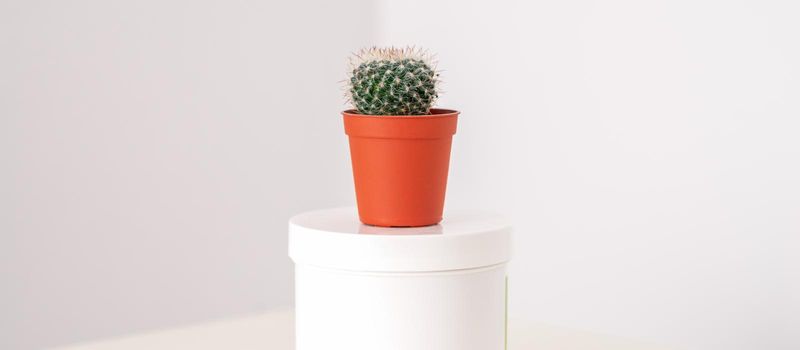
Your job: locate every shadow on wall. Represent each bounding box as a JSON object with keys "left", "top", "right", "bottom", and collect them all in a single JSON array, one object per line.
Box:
[{"left": 1, "top": 0, "right": 376, "bottom": 349}]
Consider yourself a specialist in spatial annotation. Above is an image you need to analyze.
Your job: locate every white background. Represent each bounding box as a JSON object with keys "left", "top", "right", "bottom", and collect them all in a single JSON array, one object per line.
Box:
[
  {"left": 377, "top": 1, "right": 800, "bottom": 349},
  {"left": 2, "top": 0, "right": 798, "bottom": 349}
]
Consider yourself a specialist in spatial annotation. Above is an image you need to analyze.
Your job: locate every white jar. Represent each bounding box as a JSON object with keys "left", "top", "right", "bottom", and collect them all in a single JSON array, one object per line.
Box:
[{"left": 289, "top": 207, "right": 512, "bottom": 350}]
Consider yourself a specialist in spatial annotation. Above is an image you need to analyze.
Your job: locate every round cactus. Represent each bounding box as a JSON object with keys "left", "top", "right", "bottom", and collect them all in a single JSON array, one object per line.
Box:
[{"left": 346, "top": 47, "right": 440, "bottom": 115}]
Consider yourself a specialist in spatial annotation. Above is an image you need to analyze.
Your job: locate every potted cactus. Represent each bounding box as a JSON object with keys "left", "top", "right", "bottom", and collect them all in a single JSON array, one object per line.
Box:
[{"left": 343, "top": 47, "right": 458, "bottom": 227}]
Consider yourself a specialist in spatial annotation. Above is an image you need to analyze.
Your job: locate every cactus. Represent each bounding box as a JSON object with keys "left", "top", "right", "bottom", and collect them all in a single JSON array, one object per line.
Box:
[{"left": 346, "top": 47, "right": 440, "bottom": 115}]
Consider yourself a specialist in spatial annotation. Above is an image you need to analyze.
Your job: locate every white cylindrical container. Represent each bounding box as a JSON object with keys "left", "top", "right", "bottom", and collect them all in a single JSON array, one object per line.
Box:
[{"left": 289, "top": 207, "right": 511, "bottom": 350}]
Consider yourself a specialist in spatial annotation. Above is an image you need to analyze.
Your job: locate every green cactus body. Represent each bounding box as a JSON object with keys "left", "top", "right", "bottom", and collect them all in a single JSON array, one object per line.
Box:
[{"left": 347, "top": 47, "right": 439, "bottom": 115}]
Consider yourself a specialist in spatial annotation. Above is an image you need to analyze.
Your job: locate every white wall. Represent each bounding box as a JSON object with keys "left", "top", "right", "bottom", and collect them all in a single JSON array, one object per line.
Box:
[
  {"left": 377, "top": 1, "right": 799, "bottom": 349},
  {"left": 1, "top": 1, "right": 372, "bottom": 348},
  {"left": 3, "top": 0, "right": 799, "bottom": 349}
]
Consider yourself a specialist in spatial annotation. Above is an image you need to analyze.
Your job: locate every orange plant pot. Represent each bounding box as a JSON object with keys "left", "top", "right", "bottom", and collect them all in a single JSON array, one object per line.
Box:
[{"left": 343, "top": 108, "right": 459, "bottom": 227}]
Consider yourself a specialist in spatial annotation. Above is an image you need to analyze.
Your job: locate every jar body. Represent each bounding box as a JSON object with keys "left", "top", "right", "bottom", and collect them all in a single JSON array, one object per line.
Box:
[{"left": 294, "top": 263, "right": 507, "bottom": 350}]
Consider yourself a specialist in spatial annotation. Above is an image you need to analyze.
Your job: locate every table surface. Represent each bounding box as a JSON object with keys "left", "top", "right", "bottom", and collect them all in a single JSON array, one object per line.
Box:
[{"left": 53, "top": 309, "right": 671, "bottom": 350}]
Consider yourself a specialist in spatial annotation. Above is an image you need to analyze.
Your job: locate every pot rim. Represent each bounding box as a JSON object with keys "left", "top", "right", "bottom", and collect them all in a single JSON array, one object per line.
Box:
[
  {"left": 342, "top": 108, "right": 459, "bottom": 119},
  {"left": 343, "top": 108, "right": 458, "bottom": 139}
]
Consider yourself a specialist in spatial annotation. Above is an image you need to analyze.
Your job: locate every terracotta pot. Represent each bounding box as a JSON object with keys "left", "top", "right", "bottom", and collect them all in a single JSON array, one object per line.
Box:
[{"left": 343, "top": 108, "right": 459, "bottom": 227}]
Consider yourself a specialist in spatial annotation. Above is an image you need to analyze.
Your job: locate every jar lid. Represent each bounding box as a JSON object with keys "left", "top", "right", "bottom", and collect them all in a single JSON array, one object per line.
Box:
[{"left": 289, "top": 207, "right": 511, "bottom": 272}]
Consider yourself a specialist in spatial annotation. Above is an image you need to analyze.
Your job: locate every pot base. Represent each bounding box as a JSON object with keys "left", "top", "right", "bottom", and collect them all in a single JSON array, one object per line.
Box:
[{"left": 359, "top": 217, "right": 442, "bottom": 228}]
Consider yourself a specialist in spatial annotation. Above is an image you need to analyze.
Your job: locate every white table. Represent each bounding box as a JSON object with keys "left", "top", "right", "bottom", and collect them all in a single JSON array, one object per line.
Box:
[{"left": 54, "top": 309, "right": 671, "bottom": 350}]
